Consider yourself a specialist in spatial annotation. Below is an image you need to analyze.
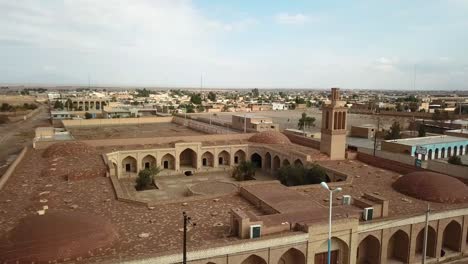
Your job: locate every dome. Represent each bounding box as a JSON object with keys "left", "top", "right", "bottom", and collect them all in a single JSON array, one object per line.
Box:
[
  {"left": 0, "top": 211, "right": 119, "bottom": 263},
  {"left": 393, "top": 171, "right": 468, "bottom": 203},
  {"left": 248, "top": 131, "right": 291, "bottom": 144},
  {"left": 43, "top": 141, "right": 97, "bottom": 158}
]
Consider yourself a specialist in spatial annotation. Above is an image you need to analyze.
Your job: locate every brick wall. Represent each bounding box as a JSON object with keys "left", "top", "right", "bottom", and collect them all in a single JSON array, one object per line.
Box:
[
  {"left": 284, "top": 133, "right": 321, "bottom": 150},
  {"left": 356, "top": 152, "right": 423, "bottom": 174}
]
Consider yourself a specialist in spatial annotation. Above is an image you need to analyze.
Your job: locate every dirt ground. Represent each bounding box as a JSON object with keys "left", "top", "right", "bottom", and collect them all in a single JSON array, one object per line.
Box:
[
  {"left": 0, "top": 105, "right": 49, "bottom": 175},
  {"left": 191, "top": 109, "right": 413, "bottom": 133},
  {"left": 68, "top": 122, "right": 206, "bottom": 140}
]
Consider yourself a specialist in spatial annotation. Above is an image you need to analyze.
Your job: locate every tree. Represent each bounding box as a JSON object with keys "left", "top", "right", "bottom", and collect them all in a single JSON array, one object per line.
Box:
[
  {"left": 432, "top": 110, "right": 449, "bottom": 121},
  {"left": 135, "top": 167, "right": 161, "bottom": 190},
  {"left": 418, "top": 124, "right": 426, "bottom": 137},
  {"left": 196, "top": 105, "right": 205, "bottom": 113},
  {"left": 190, "top": 94, "right": 202, "bottom": 104},
  {"left": 232, "top": 161, "right": 256, "bottom": 181},
  {"left": 53, "top": 100, "right": 64, "bottom": 110},
  {"left": 65, "top": 99, "right": 73, "bottom": 110},
  {"left": 1, "top": 103, "right": 13, "bottom": 112},
  {"left": 448, "top": 156, "right": 462, "bottom": 165},
  {"left": 277, "top": 164, "right": 329, "bottom": 186},
  {"left": 297, "top": 112, "right": 316, "bottom": 130},
  {"left": 295, "top": 96, "right": 305, "bottom": 104},
  {"left": 306, "top": 101, "right": 312, "bottom": 108},
  {"left": 385, "top": 121, "right": 402, "bottom": 140},
  {"left": 251, "top": 88, "right": 259, "bottom": 97},
  {"left": 84, "top": 112, "right": 93, "bottom": 119},
  {"left": 207, "top": 92, "right": 216, "bottom": 101}
]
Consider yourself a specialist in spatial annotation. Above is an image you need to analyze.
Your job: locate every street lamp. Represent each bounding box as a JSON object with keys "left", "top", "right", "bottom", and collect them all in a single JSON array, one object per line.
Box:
[
  {"left": 320, "top": 182, "right": 342, "bottom": 264},
  {"left": 182, "top": 212, "right": 196, "bottom": 264}
]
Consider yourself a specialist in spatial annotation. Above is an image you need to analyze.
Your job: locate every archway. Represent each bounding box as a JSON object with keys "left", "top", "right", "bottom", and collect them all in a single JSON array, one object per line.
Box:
[
  {"left": 111, "top": 162, "right": 118, "bottom": 177},
  {"left": 459, "top": 145, "right": 464, "bottom": 155},
  {"left": 448, "top": 147, "right": 452, "bottom": 157},
  {"left": 161, "top": 153, "right": 175, "bottom": 170},
  {"left": 315, "top": 237, "right": 349, "bottom": 264},
  {"left": 442, "top": 220, "right": 462, "bottom": 254},
  {"left": 251, "top": 153, "right": 262, "bottom": 169},
  {"left": 241, "top": 254, "right": 267, "bottom": 264},
  {"left": 357, "top": 235, "right": 380, "bottom": 264},
  {"left": 122, "top": 156, "right": 137, "bottom": 173},
  {"left": 416, "top": 226, "right": 437, "bottom": 259},
  {"left": 234, "top": 150, "right": 246, "bottom": 164},
  {"left": 201, "top": 151, "right": 214, "bottom": 167},
  {"left": 180, "top": 148, "right": 197, "bottom": 168},
  {"left": 265, "top": 152, "right": 272, "bottom": 171},
  {"left": 273, "top": 156, "right": 281, "bottom": 171},
  {"left": 278, "top": 248, "right": 305, "bottom": 264},
  {"left": 434, "top": 148, "right": 439, "bottom": 159},
  {"left": 387, "top": 230, "right": 409, "bottom": 263},
  {"left": 282, "top": 159, "right": 290, "bottom": 167},
  {"left": 141, "top": 155, "right": 156, "bottom": 169},
  {"left": 294, "top": 159, "right": 303, "bottom": 166},
  {"left": 441, "top": 148, "right": 446, "bottom": 158},
  {"left": 218, "top": 150, "right": 230, "bottom": 166},
  {"left": 454, "top": 146, "right": 458, "bottom": 156},
  {"left": 428, "top": 149, "right": 433, "bottom": 160}
]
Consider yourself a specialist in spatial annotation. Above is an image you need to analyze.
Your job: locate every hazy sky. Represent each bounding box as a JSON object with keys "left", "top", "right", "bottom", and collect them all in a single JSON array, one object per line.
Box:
[{"left": 1, "top": 0, "right": 467, "bottom": 89}]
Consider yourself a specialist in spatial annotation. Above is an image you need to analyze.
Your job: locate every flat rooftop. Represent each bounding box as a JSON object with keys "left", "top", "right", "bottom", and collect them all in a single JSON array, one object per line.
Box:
[
  {"left": 68, "top": 122, "right": 206, "bottom": 140},
  {"left": 384, "top": 135, "right": 468, "bottom": 146}
]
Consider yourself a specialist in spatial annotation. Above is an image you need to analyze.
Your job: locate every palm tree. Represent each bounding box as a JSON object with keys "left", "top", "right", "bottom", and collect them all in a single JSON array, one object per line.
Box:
[
  {"left": 297, "top": 112, "right": 316, "bottom": 130},
  {"left": 232, "top": 161, "right": 256, "bottom": 181}
]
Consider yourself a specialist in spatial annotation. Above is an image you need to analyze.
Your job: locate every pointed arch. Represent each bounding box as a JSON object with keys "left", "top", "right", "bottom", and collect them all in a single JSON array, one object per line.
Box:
[
  {"left": 416, "top": 226, "right": 437, "bottom": 258},
  {"left": 241, "top": 254, "right": 267, "bottom": 264},
  {"left": 234, "top": 150, "right": 246, "bottom": 164},
  {"left": 282, "top": 159, "right": 290, "bottom": 167},
  {"left": 294, "top": 159, "right": 303, "bottom": 166},
  {"left": 357, "top": 235, "right": 380, "bottom": 264},
  {"left": 180, "top": 148, "right": 197, "bottom": 168},
  {"left": 278, "top": 248, "right": 305, "bottom": 264},
  {"left": 141, "top": 154, "right": 156, "bottom": 169},
  {"left": 265, "top": 152, "right": 272, "bottom": 170},
  {"left": 218, "top": 150, "right": 230, "bottom": 166},
  {"left": 251, "top": 153, "right": 262, "bottom": 169},
  {"left": 122, "top": 156, "right": 137, "bottom": 173},
  {"left": 387, "top": 230, "right": 409, "bottom": 263},
  {"left": 161, "top": 153, "right": 175, "bottom": 170},
  {"left": 443, "top": 220, "right": 462, "bottom": 253},
  {"left": 273, "top": 156, "right": 281, "bottom": 171},
  {"left": 201, "top": 151, "right": 214, "bottom": 167}
]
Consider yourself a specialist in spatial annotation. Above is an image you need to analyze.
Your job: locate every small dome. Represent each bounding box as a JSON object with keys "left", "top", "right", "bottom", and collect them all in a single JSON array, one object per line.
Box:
[
  {"left": 0, "top": 211, "right": 118, "bottom": 262},
  {"left": 248, "top": 131, "right": 291, "bottom": 144},
  {"left": 393, "top": 171, "right": 468, "bottom": 203},
  {"left": 43, "top": 141, "right": 97, "bottom": 158}
]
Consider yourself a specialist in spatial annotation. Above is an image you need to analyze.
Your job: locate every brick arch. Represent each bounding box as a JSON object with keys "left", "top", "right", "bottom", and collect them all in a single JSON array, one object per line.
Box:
[
  {"left": 240, "top": 254, "right": 267, "bottom": 264},
  {"left": 265, "top": 152, "right": 272, "bottom": 170},
  {"left": 387, "top": 229, "right": 409, "bottom": 263},
  {"left": 233, "top": 149, "right": 246, "bottom": 164},
  {"left": 357, "top": 234, "right": 380, "bottom": 264},
  {"left": 201, "top": 151, "right": 214, "bottom": 167},
  {"left": 282, "top": 159, "right": 290, "bottom": 167},
  {"left": 180, "top": 148, "right": 197, "bottom": 168},
  {"left": 273, "top": 155, "right": 281, "bottom": 171},
  {"left": 294, "top": 159, "right": 304, "bottom": 166},
  {"left": 415, "top": 225, "right": 437, "bottom": 258},
  {"left": 121, "top": 155, "right": 137, "bottom": 173},
  {"left": 141, "top": 154, "right": 157, "bottom": 169},
  {"left": 218, "top": 150, "right": 230, "bottom": 166},
  {"left": 443, "top": 220, "right": 462, "bottom": 253},
  {"left": 161, "top": 153, "right": 175, "bottom": 170},
  {"left": 277, "top": 247, "right": 305, "bottom": 264}
]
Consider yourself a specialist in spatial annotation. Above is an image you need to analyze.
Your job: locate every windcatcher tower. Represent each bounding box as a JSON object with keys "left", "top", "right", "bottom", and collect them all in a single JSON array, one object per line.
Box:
[{"left": 320, "top": 88, "right": 347, "bottom": 160}]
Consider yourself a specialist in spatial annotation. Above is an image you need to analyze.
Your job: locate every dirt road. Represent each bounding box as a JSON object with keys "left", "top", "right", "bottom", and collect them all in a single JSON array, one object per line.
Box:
[{"left": 0, "top": 105, "right": 49, "bottom": 174}]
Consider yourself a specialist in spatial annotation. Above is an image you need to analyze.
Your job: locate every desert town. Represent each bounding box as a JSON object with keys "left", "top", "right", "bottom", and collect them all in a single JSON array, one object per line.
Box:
[{"left": 0, "top": 86, "right": 468, "bottom": 264}]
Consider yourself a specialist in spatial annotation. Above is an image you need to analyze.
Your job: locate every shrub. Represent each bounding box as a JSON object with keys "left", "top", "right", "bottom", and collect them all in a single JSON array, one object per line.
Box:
[
  {"left": 448, "top": 156, "right": 462, "bottom": 166},
  {"left": 135, "top": 169, "right": 153, "bottom": 190},
  {"left": 277, "top": 164, "right": 329, "bottom": 186}
]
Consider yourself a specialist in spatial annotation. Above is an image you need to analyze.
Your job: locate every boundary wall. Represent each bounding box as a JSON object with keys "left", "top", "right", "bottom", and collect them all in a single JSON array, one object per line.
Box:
[
  {"left": 0, "top": 147, "right": 28, "bottom": 190},
  {"left": 62, "top": 116, "right": 173, "bottom": 128}
]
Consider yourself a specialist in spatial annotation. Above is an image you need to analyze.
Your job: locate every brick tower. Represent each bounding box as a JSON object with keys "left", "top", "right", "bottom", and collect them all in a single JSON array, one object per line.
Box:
[{"left": 320, "top": 88, "right": 347, "bottom": 160}]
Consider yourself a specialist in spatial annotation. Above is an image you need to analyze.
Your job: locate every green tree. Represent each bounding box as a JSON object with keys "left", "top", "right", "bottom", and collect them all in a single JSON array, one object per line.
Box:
[
  {"left": 448, "top": 156, "right": 462, "bottom": 165},
  {"left": 232, "top": 161, "right": 256, "bottom": 181},
  {"left": 207, "top": 92, "right": 216, "bottom": 101},
  {"left": 418, "top": 125, "right": 426, "bottom": 137},
  {"left": 297, "top": 112, "right": 316, "bottom": 130},
  {"left": 295, "top": 96, "right": 305, "bottom": 104},
  {"left": 84, "top": 112, "right": 93, "bottom": 119},
  {"left": 277, "top": 164, "right": 329, "bottom": 186},
  {"left": 53, "top": 100, "right": 64, "bottom": 110},
  {"left": 385, "top": 121, "right": 402, "bottom": 140},
  {"left": 190, "top": 93, "right": 202, "bottom": 104},
  {"left": 251, "top": 88, "right": 259, "bottom": 97},
  {"left": 135, "top": 167, "right": 161, "bottom": 190},
  {"left": 196, "top": 105, "right": 205, "bottom": 112},
  {"left": 306, "top": 101, "right": 312, "bottom": 108}
]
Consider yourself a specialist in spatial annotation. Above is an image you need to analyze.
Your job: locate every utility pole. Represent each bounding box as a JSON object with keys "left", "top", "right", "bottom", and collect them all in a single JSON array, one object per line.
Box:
[
  {"left": 182, "top": 212, "right": 196, "bottom": 264},
  {"left": 373, "top": 116, "right": 380, "bottom": 156},
  {"left": 422, "top": 204, "right": 431, "bottom": 264}
]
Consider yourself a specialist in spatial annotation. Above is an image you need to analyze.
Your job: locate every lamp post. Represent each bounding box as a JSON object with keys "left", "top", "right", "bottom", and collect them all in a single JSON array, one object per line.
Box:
[
  {"left": 320, "top": 182, "right": 342, "bottom": 264},
  {"left": 182, "top": 212, "right": 196, "bottom": 264}
]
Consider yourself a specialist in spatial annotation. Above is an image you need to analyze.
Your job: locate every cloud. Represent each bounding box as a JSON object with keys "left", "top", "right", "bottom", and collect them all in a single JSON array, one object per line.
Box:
[{"left": 274, "top": 13, "right": 310, "bottom": 25}]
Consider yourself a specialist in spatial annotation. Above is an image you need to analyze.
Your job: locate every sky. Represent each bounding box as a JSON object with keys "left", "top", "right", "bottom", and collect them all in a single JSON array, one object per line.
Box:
[{"left": 1, "top": 0, "right": 467, "bottom": 90}]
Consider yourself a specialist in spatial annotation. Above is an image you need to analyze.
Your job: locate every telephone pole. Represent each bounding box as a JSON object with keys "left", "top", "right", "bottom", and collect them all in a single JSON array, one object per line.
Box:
[
  {"left": 373, "top": 116, "right": 380, "bottom": 156},
  {"left": 182, "top": 212, "right": 196, "bottom": 264}
]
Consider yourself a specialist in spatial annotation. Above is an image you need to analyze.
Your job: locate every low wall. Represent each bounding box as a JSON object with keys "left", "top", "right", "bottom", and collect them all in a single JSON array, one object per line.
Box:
[
  {"left": 426, "top": 160, "right": 468, "bottom": 180},
  {"left": 0, "top": 147, "right": 28, "bottom": 190},
  {"left": 358, "top": 147, "right": 416, "bottom": 166},
  {"left": 356, "top": 152, "right": 423, "bottom": 175},
  {"left": 172, "top": 116, "right": 235, "bottom": 134},
  {"left": 62, "top": 116, "right": 173, "bottom": 128},
  {"left": 284, "top": 133, "right": 321, "bottom": 150}
]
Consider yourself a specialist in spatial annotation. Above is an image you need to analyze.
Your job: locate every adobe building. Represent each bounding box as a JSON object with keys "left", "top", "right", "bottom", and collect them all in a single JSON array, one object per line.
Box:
[
  {"left": 1, "top": 88, "right": 468, "bottom": 264},
  {"left": 320, "top": 88, "right": 348, "bottom": 160},
  {"left": 231, "top": 114, "right": 279, "bottom": 132}
]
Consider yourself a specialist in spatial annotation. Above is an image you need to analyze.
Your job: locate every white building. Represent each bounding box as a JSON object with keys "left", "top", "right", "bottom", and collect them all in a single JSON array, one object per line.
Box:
[{"left": 272, "top": 102, "right": 287, "bottom": 110}]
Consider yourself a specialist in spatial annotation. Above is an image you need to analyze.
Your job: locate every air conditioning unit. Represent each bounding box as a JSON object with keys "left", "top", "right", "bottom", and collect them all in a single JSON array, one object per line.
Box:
[
  {"left": 250, "top": 224, "right": 261, "bottom": 239},
  {"left": 363, "top": 207, "right": 374, "bottom": 221},
  {"left": 342, "top": 195, "right": 352, "bottom": 205}
]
